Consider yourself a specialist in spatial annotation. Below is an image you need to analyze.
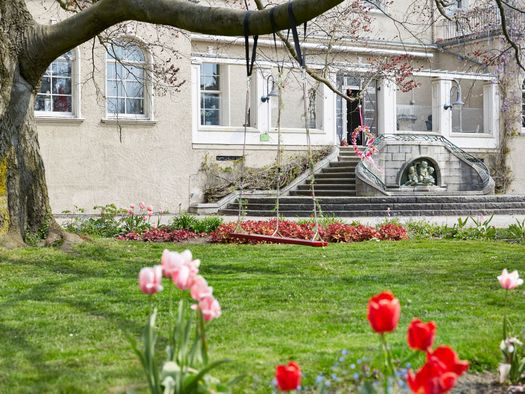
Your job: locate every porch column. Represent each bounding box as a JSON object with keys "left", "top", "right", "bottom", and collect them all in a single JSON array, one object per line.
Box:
[
  {"left": 324, "top": 69, "right": 338, "bottom": 145},
  {"left": 432, "top": 77, "right": 452, "bottom": 137},
  {"left": 255, "top": 67, "right": 270, "bottom": 134},
  {"left": 483, "top": 81, "right": 499, "bottom": 136},
  {"left": 377, "top": 78, "right": 396, "bottom": 135}
]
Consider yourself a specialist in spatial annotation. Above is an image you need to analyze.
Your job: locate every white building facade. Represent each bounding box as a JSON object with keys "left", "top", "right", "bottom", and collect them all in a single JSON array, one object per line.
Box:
[{"left": 26, "top": 0, "right": 522, "bottom": 214}]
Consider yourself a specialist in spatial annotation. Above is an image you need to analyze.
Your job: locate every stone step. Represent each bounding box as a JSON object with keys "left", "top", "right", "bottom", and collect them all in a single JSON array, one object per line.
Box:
[
  {"left": 329, "top": 161, "right": 358, "bottom": 168},
  {"left": 320, "top": 167, "right": 356, "bottom": 173},
  {"left": 290, "top": 190, "right": 358, "bottom": 196},
  {"left": 219, "top": 207, "right": 525, "bottom": 217},
  {"left": 312, "top": 178, "right": 356, "bottom": 184},
  {"left": 296, "top": 184, "right": 357, "bottom": 191},
  {"left": 316, "top": 172, "right": 355, "bottom": 179},
  {"left": 230, "top": 201, "right": 525, "bottom": 211},
  {"left": 236, "top": 195, "right": 525, "bottom": 205}
]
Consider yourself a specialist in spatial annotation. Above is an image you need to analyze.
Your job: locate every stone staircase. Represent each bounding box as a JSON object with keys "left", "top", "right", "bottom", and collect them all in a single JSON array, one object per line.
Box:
[
  {"left": 290, "top": 147, "right": 359, "bottom": 197},
  {"left": 218, "top": 148, "right": 525, "bottom": 217},
  {"left": 219, "top": 195, "right": 525, "bottom": 217}
]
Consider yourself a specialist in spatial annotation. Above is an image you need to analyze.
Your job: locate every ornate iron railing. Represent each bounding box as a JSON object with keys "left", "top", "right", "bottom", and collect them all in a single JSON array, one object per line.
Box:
[
  {"left": 355, "top": 133, "right": 493, "bottom": 193},
  {"left": 436, "top": 6, "right": 525, "bottom": 42}
]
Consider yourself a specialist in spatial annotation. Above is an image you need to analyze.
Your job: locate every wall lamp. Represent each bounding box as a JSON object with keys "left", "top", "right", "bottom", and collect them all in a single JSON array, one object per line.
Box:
[
  {"left": 261, "top": 75, "right": 278, "bottom": 102},
  {"left": 444, "top": 79, "right": 464, "bottom": 110}
]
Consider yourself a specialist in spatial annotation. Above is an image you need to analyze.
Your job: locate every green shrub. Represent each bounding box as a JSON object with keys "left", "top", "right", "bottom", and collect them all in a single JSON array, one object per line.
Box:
[
  {"left": 171, "top": 213, "right": 223, "bottom": 233},
  {"left": 63, "top": 204, "right": 126, "bottom": 237}
]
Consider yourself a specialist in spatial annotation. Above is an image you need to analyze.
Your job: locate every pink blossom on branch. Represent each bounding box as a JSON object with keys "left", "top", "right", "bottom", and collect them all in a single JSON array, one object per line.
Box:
[
  {"left": 138, "top": 265, "right": 163, "bottom": 295},
  {"left": 497, "top": 269, "right": 523, "bottom": 290}
]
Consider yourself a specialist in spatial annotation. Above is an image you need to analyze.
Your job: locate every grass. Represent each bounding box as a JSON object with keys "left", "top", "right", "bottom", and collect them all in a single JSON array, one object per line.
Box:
[{"left": 0, "top": 239, "right": 524, "bottom": 393}]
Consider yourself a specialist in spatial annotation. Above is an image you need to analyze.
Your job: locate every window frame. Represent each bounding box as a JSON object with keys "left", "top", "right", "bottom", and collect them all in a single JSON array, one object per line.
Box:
[
  {"left": 35, "top": 49, "right": 80, "bottom": 119},
  {"left": 105, "top": 41, "right": 152, "bottom": 120},
  {"left": 199, "top": 63, "right": 222, "bottom": 126}
]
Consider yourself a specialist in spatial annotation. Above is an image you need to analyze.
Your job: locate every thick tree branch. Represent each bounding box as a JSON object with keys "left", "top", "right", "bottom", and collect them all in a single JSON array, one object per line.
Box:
[
  {"left": 494, "top": 0, "right": 524, "bottom": 71},
  {"left": 21, "top": 0, "right": 343, "bottom": 85}
]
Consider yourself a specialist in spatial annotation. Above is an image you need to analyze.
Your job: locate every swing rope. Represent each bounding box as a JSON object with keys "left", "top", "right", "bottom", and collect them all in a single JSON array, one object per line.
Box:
[
  {"left": 231, "top": 4, "right": 327, "bottom": 247},
  {"left": 288, "top": 1, "right": 322, "bottom": 242},
  {"left": 235, "top": 12, "right": 258, "bottom": 232}
]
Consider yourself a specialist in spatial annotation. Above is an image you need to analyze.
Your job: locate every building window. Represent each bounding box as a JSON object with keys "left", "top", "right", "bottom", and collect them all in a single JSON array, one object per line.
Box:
[
  {"left": 106, "top": 43, "right": 147, "bottom": 117},
  {"left": 200, "top": 63, "right": 221, "bottom": 126},
  {"left": 35, "top": 51, "right": 73, "bottom": 115}
]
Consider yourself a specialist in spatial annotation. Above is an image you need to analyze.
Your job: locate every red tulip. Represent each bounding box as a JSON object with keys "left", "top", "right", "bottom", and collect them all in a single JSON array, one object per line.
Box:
[
  {"left": 407, "top": 319, "right": 437, "bottom": 352},
  {"left": 407, "top": 345, "right": 468, "bottom": 394},
  {"left": 367, "top": 291, "right": 401, "bottom": 333},
  {"left": 275, "top": 361, "right": 301, "bottom": 391}
]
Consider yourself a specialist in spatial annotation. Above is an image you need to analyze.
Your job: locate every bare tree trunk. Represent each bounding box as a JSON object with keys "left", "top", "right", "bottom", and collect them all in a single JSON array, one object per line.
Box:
[{"left": 1, "top": 69, "right": 64, "bottom": 246}]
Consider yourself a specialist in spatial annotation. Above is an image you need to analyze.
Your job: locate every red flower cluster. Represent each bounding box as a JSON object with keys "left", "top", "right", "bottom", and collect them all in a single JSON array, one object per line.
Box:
[
  {"left": 211, "top": 220, "right": 409, "bottom": 244},
  {"left": 367, "top": 291, "right": 468, "bottom": 394},
  {"left": 275, "top": 361, "right": 301, "bottom": 391},
  {"left": 407, "top": 346, "right": 469, "bottom": 394},
  {"left": 326, "top": 223, "right": 380, "bottom": 242},
  {"left": 377, "top": 223, "right": 408, "bottom": 240},
  {"left": 117, "top": 228, "right": 201, "bottom": 242},
  {"left": 211, "top": 220, "right": 325, "bottom": 244}
]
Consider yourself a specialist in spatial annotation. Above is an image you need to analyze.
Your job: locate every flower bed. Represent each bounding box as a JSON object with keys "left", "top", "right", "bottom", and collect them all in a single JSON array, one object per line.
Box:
[{"left": 210, "top": 219, "right": 408, "bottom": 244}]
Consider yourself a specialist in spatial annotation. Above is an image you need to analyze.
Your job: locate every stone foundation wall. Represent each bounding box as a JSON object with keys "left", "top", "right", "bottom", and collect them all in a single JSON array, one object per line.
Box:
[{"left": 377, "top": 141, "right": 485, "bottom": 192}]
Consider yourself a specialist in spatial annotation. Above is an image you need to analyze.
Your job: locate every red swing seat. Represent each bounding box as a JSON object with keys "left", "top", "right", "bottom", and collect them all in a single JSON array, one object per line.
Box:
[{"left": 230, "top": 232, "right": 328, "bottom": 247}]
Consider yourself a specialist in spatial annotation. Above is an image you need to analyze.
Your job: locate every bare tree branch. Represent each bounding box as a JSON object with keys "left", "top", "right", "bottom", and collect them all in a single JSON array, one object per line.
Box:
[
  {"left": 21, "top": 0, "right": 343, "bottom": 85},
  {"left": 494, "top": 0, "right": 524, "bottom": 71}
]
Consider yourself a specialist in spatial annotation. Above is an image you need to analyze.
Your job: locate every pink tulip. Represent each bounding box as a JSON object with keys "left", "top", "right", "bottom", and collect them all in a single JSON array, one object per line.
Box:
[
  {"left": 139, "top": 201, "right": 146, "bottom": 209},
  {"left": 498, "top": 269, "right": 523, "bottom": 290},
  {"left": 191, "top": 275, "right": 213, "bottom": 301},
  {"left": 142, "top": 215, "right": 148, "bottom": 221},
  {"left": 147, "top": 211, "right": 153, "bottom": 217},
  {"left": 196, "top": 296, "right": 221, "bottom": 321},
  {"left": 172, "top": 264, "right": 193, "bottom": 290},
  {"left": 127, "top": 209, "right": 134, "bottom": 216},
  {"left": 147, "top": 205, "right": 153, "bottom": 212},
  {"left": 138, "top": 265, "right": 163, "bottom": 294},
  {"left": 129, "top": 203, "right": 135, "bottom": 209}
]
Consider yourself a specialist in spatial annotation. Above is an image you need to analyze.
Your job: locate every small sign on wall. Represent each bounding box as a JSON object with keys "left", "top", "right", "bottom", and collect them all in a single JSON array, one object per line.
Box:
[{"left": 216, "top": 155, "right": 242, "bottom": 161}]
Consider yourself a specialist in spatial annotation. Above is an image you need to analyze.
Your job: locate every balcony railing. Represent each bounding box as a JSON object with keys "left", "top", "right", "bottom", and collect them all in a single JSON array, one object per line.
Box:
[{"left": 436, "top": 6, "right": 525, "bottom": 42}]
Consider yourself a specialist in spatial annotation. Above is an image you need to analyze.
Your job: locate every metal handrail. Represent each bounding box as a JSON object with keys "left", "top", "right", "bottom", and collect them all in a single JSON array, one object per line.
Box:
[
  {"left": 436, "top": 6, "right": 525, "bottom": 42},
  {"left": 355, "top": 133, "right": 492, "bottom": 192}
]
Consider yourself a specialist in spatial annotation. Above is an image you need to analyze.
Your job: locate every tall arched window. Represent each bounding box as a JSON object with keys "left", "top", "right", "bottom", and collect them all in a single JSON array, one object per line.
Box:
[
  {"left": 106, "top": 42, "right": 148, "bottom": 117},
  {"left": 35, "top": 51, "right": 74, "bottom": 115}
]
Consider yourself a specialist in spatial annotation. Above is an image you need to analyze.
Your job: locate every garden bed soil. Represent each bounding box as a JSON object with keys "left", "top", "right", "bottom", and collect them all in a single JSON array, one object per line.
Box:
[{"left": 453, "top": 372, "right": 524, "bottom": 393}]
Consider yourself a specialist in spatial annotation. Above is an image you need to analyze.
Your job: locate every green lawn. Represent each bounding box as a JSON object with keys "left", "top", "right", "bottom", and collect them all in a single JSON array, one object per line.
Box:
[{"left": 0, "top": 239, "right": 524, "bottom": 393}]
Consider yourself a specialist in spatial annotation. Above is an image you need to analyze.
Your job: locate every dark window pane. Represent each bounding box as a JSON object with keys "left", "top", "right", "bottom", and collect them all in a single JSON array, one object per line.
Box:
[
  {"left": 52, "top": 61, "right": 71, "bottom": 77},
  {"left": 52, "top": 78, "right": 71, "bottom": 95},
  {"left": 107, "top": 63, "right": 123, "bottom": 79},
  {"left": 53, "top": 96, "right": 72, "bottom": 112},
  {"left": 200, "top": 76, "right": 219, "bottom": 91},
  {"left": 126, "top": 99, "right": 144, "bottom": 114},
  {"left": 35, "top": 96, "right": 48, "bottom": 111},
  {"left": 201, "top": 93, "right": 220, "bottom": 110},
  {"left": 39, "top": 77, "right": 51, "bottom": 94},
  {"left": 122, "top": 65, "right": 144, "bottom": 81},
  {"left": 201, "top": 63, "right": 219, "bottom": 78},
  {"left": 107, "top": 98, "right": 125, "bottom": 114},
  {"left": 125, "top": 45, "right": 145, "bottom": 62},
  {"left": 107, "top": 44, "right": 125, "bottom": 60},
  {"left": 125, "top": 81, "right": 144, "bottom": 98},
  {"left": 107, "top": 80, "right": 125, "bottom": 97},
  {"left": 201, "top": 109, "right": 220, "bottom": 125}
]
